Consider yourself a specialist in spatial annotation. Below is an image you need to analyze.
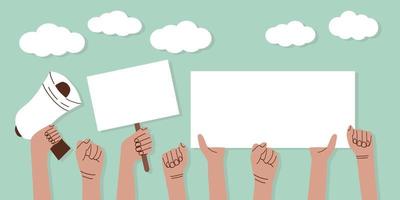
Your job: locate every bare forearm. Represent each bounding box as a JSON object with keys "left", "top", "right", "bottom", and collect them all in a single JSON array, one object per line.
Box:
[
  {"left": 208, "top": 161, "right": 227, "bottom": 200},
  {"left": 117, "top": 159, "right": 136, "bottom": 200},
  {"left": 254, "top": 181, "right": 273, "bottom": 200},
  {"left": 308, "top": 159, "right": 328, "bottom": 200},
  {"left": 31, "top": 151, "right": 51, "bottom": 200},
  {"left": 165, "top": 176, "right": 186, "bottom": 200},
  {"left": 357, "top": 156, "right": 378, "bottom": 200},
  {"left": 82, "top": 178, "right": 101, "bottom": 200}
]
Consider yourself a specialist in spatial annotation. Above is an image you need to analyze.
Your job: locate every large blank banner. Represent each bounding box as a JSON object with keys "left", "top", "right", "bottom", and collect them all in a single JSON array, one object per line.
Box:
[{"left": 191, "top": 71, "right": 355, "bottom": 148}]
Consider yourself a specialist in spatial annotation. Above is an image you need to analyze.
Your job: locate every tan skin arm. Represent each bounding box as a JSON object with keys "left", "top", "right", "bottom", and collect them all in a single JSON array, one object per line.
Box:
[
  {"left": 308, "top": 134, "right": 337, "bottom": 200},
  {"left": 198, "top": 134, "right": 227, "bottom": 200},
  {"left": 251, "top": 142, "right": 279, "bottom": 200},
  {"left": 76, "top": 139, "right": 104, "bottom": 200},
  {"left": 31, "top": 125, "right": 62, "bottom": 200},
  {"left": 117, "top": 128, "right": 152, "bottom": 200},
  {"left": 347, "top": 126, "right": 378, "bottom": 200},
  {"left": 117, "top": 155, "right": 136, "bottom": 200},
  {"left": 162, "top": 143, "right": 188, "bottom": 200}
]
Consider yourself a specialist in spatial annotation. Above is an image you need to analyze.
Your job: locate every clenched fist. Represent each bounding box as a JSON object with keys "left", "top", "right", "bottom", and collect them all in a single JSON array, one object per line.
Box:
[
  {"left": 162, "top": 143, "right": 188, "bottom": 179},
  {"left": 76, "top": 139, "right": 104, "bottom": 180},
  {"left": 347, "top": 126, "right": 374, "bottom": 159},
  {"left": 251, "top": 143, "right": 279, "bottom": 184}
]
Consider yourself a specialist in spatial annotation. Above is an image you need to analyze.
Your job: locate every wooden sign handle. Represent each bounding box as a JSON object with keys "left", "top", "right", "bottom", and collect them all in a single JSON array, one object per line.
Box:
[
  {"left": 135, "top": 123, "right": 150, "bottom": 172},
  {"left": 51, "top": 139, "right": 71, "bottom": 160}
]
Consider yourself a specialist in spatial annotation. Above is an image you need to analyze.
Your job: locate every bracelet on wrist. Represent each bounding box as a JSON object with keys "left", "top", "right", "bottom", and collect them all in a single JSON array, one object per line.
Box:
[{"left": 169, "top": 173, "right": 184, "bottom": 180}]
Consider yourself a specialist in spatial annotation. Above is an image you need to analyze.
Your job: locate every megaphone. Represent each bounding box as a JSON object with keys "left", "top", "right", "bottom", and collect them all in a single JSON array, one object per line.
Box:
[{"left": 15, "top": 72, "right": 81, "bottom": 160}]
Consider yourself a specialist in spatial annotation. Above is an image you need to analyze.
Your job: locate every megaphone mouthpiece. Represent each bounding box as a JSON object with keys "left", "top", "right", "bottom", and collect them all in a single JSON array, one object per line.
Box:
[{"left": 55, "top": 82, "right": 70, "bottom": 97}]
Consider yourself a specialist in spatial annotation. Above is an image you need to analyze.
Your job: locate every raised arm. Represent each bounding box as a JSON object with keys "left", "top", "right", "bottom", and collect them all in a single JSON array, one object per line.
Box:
[
  {"left": 198, "top": 134, "right": 227, "bottom": 200},
  {"left": 31, "top": 125, "right": 63, "bottom": 200},
  {"left": 347, "top": 126, "right": 378, "bottom": 200},
  {"left": 162, "top": 143, "right": 188, "bottom": 200},
  {"left": 117, "top": 128, "right": 152, "bottom": 200},
  {"left": 76, "top": 139, "right": 104, "bottom": 200},
  {"left": 308, "top": 134, "right": 337, "bottom": 200},
  {"left": 252, "top": 142, "right": 279, "bottom": 200}
]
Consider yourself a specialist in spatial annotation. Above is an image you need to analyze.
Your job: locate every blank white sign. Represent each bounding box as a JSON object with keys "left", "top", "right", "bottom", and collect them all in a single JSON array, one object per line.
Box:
[
  {"left": 87, "top": 60, "right": 179, "bottom": 131},
  {"left": 191, "top": 71, "right": 355, "bottom": 148}
]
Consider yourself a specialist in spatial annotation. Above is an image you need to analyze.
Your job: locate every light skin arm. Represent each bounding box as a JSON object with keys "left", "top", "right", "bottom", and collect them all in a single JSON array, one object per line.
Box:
[
  {"left": 117, "top": 128, "right": 152, "bottom": 200},
  {"left": 254, "top": 180, "right": 273, "bottom": 200},
  {"left": 117, "top": 155, "right": 136, "bottom": 200},
  {"left": 347, "top": 126, "right": 378, "bottom": 200},
  {"left": 82, "top": 178, "right": 101, "bottom": 200},
  {"left": 308, "top": 134, "right": 337, "bottom": 200},
  {"left": 31, "top": 150, "right": 50, "bottom": 200},
  {"left": 198, "top": 134, "right": 227, "bottom": 200},
  {"left": 76, "top": 139, "right": 104, "bottom": 200},
  {"left": 31, "top": 125, "right": 62, "bottom": 200},
  {"left": 162, "top": 143, "right": 188, "bottom": 200},
  {"left": 251, "top": 142, "right": 279, "bottom": 200}
]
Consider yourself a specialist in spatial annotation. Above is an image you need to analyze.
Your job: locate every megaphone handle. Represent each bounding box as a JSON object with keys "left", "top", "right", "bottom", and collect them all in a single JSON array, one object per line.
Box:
[
  {"left": 50, "top": 139, "right": 71, "bottom": 160},
  {"left": 135, "top": 123, "right": 150, "bottom": 172}
]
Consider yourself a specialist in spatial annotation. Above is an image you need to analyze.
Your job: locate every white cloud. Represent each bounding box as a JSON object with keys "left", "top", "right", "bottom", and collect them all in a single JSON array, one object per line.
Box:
[
  {"left": 265, "top": 21, "right": 316, "bottom": 47},
  {"left": 88, "top": 10, "right": 142, "bottom": 36},
  {"left": 19, "top": 23, "right": 85, "bottom": 57},
  {"left": 150, "top": 20, "right": 212, "bottom": 54},
  {"left": 329, "top": 11, "right": 379, "bottom": 40}
]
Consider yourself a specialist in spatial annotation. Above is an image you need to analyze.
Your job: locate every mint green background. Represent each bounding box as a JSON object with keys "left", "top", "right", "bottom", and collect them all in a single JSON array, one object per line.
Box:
[{"left": 0, "top": 0, "right": 398, "bottom": 199}]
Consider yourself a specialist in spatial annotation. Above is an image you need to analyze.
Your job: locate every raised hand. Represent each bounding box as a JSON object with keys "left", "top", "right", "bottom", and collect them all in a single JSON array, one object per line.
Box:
[
  {"left": 117, "top": 127, "right": 153, "bottom": 200},
  {"left": 121, "top": 128, "right": 152, "bottom": 166},
  {"left": 252, "top": 142, "right": 279, "bottom": 200},
  {"left": 162, "top": 144, "right": 188, "bottom": 200},
  {"left": 308, "top": 134, "right": 337, "bottom": 200},
  {"left": 198, "top": 134, "right": 227, "bottom": 200},
  {"left": 76, "top": 139, "right": 104, "bottom": 200},
  {"left": 76, "top": 139, "right": 104, "bottom": 180},
  {"left": 346, "top": 126, "right": 378, "bottom": 200},
  {"left": 198, "top": 134, "right": 224, "bottom": 164},
  {"left": 162, "top": 143, "right": 188, "bottom": 179},
  {"left": 347, "top": 126, "right": 374, "bottom": 159},
  {"left": 251, "top": 143, "right": 279, "bottom": 184},
  {"left": 309, "top": 134, "right": 337, "bottom": 161}
]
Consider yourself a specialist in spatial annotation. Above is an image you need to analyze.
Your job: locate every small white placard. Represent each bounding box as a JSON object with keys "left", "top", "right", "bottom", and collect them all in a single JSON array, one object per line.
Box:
[
  {"left": 191, "top": 71, "right": 355, "bottom": 148},
  {"left": 87, "top": 60, "right": 179, "bottom": 131}
]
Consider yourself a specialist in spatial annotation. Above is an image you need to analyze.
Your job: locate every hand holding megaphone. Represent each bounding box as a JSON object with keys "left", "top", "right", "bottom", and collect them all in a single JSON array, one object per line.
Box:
[
  {"left": 31, "top": 125, "right": 69, "bottom": 158},
  {"left": 15, "top": 72, "right": 81, "bottom": 160}
]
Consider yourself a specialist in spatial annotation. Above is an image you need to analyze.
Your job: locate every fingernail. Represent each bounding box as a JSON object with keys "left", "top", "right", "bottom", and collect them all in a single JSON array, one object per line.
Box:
[
  {"left": 180, "top": 143, "right": 186, "bottom": 148},
  {"left": 348, "top": 125, "right": 352, "bottom": 131},
  {"left": 260, "top": 143, "right": 266, "bottom": 147}
]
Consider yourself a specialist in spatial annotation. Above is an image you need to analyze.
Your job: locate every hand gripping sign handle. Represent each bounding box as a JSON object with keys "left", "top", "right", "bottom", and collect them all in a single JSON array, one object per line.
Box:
[{"left": 135, "top": 123, "right": 150, "bottom": 172}]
